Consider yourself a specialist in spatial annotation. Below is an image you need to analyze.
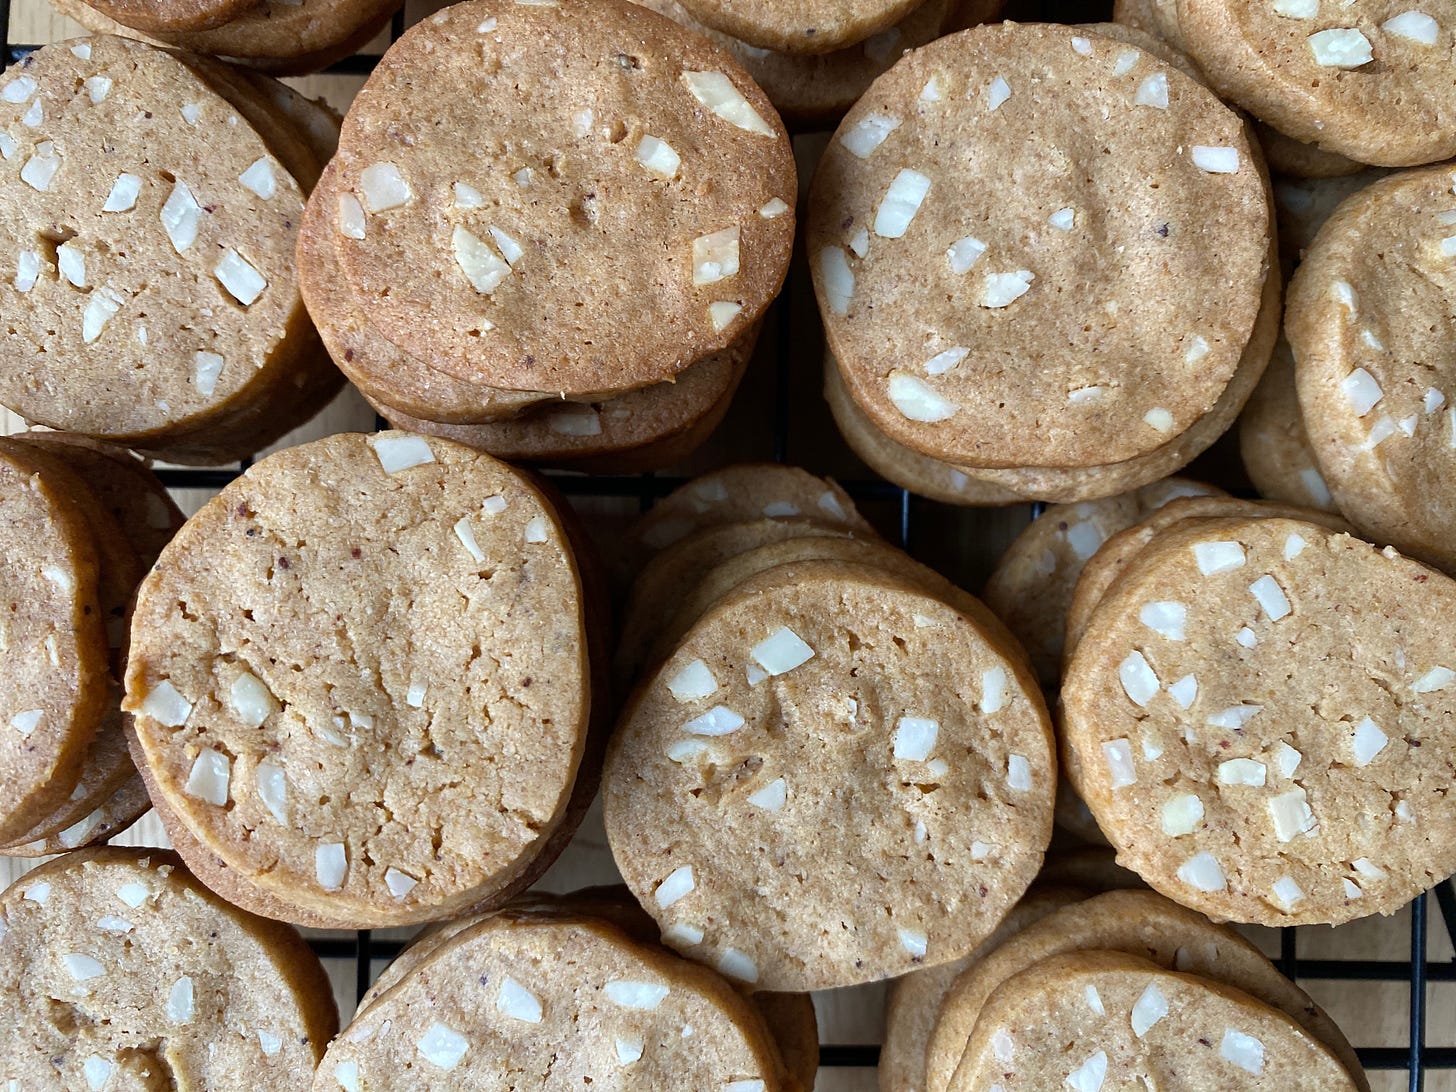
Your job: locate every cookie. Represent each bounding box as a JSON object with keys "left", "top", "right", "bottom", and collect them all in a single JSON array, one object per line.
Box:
[
  {"left": 810, "top": 22, "right": 1272, "bottom": 471},
  {"left": 1113, "top": 0, "right": 1184, "bottom": 45},
  {"left": 1062, "top": 514, "right": 1456, "bottom": 926},
  {"left": 605, "top": 557, "right": 1055, "bottom": 991},
  {"left": 621, "top": 463, "right": 872, "bottom": 570},
  {"left": 1238, "top": 341, "right": 1338, "bottom": 512},
  {"left": 319, "top": 0, "right": 795, "bottom": 399},
  {"left": 1178, "top": 0, "right": 1456, "bottom": 167},
  {"left": 1038, "top": 847, "right": 1147, "bottom": 893},
  {"left": 671, "top": 0, "right": 921, "bottom": 55},
  {"left": 1287, "top": 164, "right": 1456, "bottom": 571},
  {"left": 123, "top": 432, "right": 596, "bottom": 928},
  {"left": 86, "top": 0, "right": 259, "bottom": 33},
  {"left": 0, "top": 847, "right": 338, "bottom": 1087},
  {"left": 1062, "top": 494, "right": 1352, "bottom": 662},
  {"left": 983, "top": 478, "right": 1224, "bottom": 686},
  {"left": 315, "top": 906, "right": 793, "bottom": 1091},
  {"left": 880, "top": 886, "right": 1081, "bottom": 1092},
  {"left": 0, "top": 443, "right": 109, "bottom": 845},
  {"left": 0, "top": 37, "right": 337, "bottom": 461},
  {"left": 932, "top": 889, "right": 1365, "bottom": 1092},
  {"left": 617, "top": 517, "right": 864, "bottom": 684},
  {"left": 53, "top": 0, "right": 404, "bottom": 77},
  {"left": 637, "top": 0, "right": 955, "bottom": 125},
  {"left": 949, "top": 949, "right": 1358, "bottom": 1091},
  {"left": 1258, "top": 121, "right": 1365, "bottom": 179},
  {"left": 1274, "top": 167, "right": 1388, "bottom": 268},
  {"left": 1, "top": 773, "right": 152, "bottom": 857},
  {"left": 366, "top": 328, "right": 757, "bottom": 470}
]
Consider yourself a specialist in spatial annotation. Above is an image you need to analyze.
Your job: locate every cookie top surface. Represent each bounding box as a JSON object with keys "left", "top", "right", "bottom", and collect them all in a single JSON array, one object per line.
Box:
[
  {"left": 935, "top": 889, "right": 1365, "bottom": 1092},
  {"left": 604, "top": 559, "right": 1055, "bottom": 992},
  {"left": 0, "top": 37, "right": 310, "bottom": 440},
  {"left": 984, "top": 478, "right": 1223, "bottom": 686},
  {"left": 86, "top": 0, "right": 259, "bottom": 33},
  {"left": 1238, "top": 341, "right": 1337, "bottom": 512},
  {"left": 1288, "top": 164, "right": 1456, "bottom": 569},
  {"left": 0, "top": 444, "right": 109, "bottom": 843},
  {"left": 950, "top": 950, "right": 1357, "bottom": 1091},
  {"left": 316, "top": 910, "right": 790, "bottom": 1091},
  {"left": 327, "top": 0, "right": 796, "bottom": 397},
  {"left": 667, "top": 0, "right": 921, "bottom": 58},
  {"left": 123, "top": 432, "right": 592, "bottom": 927},
  {"left": 1063, "top": 515, "right": 1456, "bottom": 926},
  {"left": 0, "top": 847, "right": 337, "bottom": 1087},
  {"left": 1179, "top": 0, "right": 1456, "bottom": 166},
  {"left": 809, "top": 22, "right": 1271, "bottom": 469}
]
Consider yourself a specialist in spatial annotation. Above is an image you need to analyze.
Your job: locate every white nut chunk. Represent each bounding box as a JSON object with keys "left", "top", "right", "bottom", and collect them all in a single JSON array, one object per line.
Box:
[
  {"left": 315, "top": 841, "right": 348, "bottom": 890},
  {"left": 635, "top": 135, "right": 680, "bottom": 178},
  {"left": 1309, "top": 28, "right": 1375, "bottom": 67},
  {"left": 682, "top": 71, "right": 774, "bottom": 136},
  {"left": 874, "top": 168, "right": 931, "bottom": 239},
  {"left": 183, "top": 748, "right": 230, "bottom": 806},
  {"left": 451, "top": 225, "right": 511, "bottom": 294},
  {"left": 228, "top": 670, "right": 279, "bottom": 728},
  {"left": 214, "top": 249, "right": 268, "bottom": 306},
  {"left": 666, "top": 658, "right": 718, "bottom": 702},
  {"left": 692, "top": 227, "right": 740, "bottom": 286},
  {"left": 139, "top": 679, "right": 193, "bottom": 727},
  {"left": 160, "top": 181, "right": 202, "bottom": 254},
  {"left": 358, "top": 162, "right": 412, "bottom": 212},
  {"left": 370, "top": 433, "right": 435, "bottom": 473},
  {"left": 604, "top": 981, "right": 671, "bottom": 1010},
  {"left": 981, "top": 270, "right": 1035, "bottom": 308},
  {"left": 887, "top": 371, "right": 957, "bottom": 422},
  {"left": 654, "top": 865, "right": 695, "bottom": 908},
  {"left": 840, "top": 112, "right": 901, "bottom": 158},
  {"left": 1190, "top": 145, "right": 1240, "bottom": 174},
  {"left": 818, "top": 246, "right": 854, "bottom": 315},
  {"left": 750, "top": 626, "right": 814, "bottom": 675},
  {"left": 496, "top": 975, "right": 543, "bottom": 1023},
  {"left": 417, "top": 1022, "right": 469, "bottom": 1070},
  {"left": 893, "top": 716, "right": 939, "bottom": 761}
]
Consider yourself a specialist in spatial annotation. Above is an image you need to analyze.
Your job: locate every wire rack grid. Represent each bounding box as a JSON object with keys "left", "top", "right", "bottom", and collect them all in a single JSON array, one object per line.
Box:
[{"left": 3, "top": 0, "right": 1455, "bottom": 1086}]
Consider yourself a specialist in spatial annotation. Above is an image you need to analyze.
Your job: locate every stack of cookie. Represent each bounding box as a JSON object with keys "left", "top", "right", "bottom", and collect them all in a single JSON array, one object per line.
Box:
[
  {"left": 810, "top": 21, "right": 1278, "bottom": 504},
  {"left": 0, "top": 36, "right": 342, "bottom": 465},
  {"left": 1062, "top": 510, "right": 1456, "bottom": 927},
  {"left": 910, "top": 889, "right": 1367, "bottom": 1090},
  {"left": 605, "top": 464, "right": 1056, "bottom": 993},
  {"left": 122, "top": 431, "right": 602, "bottom": 928},
  {"left": 298, "top": 0, "right": 798, "bottom": 474},
  {"left": 632, "top": 0, "right": 1005, "bottom": 126},
  {"left": 0, "top": 434, "right": 183, "bottom": 859},
  {"left": 0, "top": 847, "right": 338, "bottom": 1086},
  {"left": 317, "top": 890, "right": 816, "bottom": 1091},
  {"left": 47, "top": 0, "right": 400, "bottom": 75}
]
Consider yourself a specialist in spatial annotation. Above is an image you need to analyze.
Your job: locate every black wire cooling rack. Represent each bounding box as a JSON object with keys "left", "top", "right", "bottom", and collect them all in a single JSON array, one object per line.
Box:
[{"left": 5, "top": 0, "right": 1456, "bottom": 1084}]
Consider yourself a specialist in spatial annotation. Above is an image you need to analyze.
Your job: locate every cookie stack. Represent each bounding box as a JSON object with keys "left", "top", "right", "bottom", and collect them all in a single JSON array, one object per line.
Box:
[
  {"left": 0, "top": 847, "right": 338, "bottom": 1087},
  {"left": 810, "top": 22, "right": 1277, "bottom": 505},
  {"left": 298, "top": 0, "right": 797, "bottom": 474},
  {"left": 122, "top": 431, "right": 601, "bottom": 929},
  {"left": 48, "top": 0, "right": 400, "bottom": 75},
  {"left": 1063, "top": 511, "right": 1456, "bottom": 926},
  {"left": 914, "top": 889, "right": 1366, "bottom": 1091},
  {"left": 317, "top": 891, "right": 813, "bottom": 1091},
  {"left": 0, "top": 37, "right": 342, "bottom": 465},
  {"left": 605, "top": 465, "right": 1055, "bottom": 992},
  {"left": 0, "top": 435, "right": 183, "bottom": 859},
  {"left": 632, "top": 0, "right": 1004, "bottom": 126}
]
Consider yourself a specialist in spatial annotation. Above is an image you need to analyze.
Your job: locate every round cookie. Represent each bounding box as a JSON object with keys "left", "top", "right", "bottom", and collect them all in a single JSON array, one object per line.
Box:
[
  {"left": 0, "top": 444, "right": 109, "bottom": 845},
  {"left": 123, "top": 432, "right": 594, "bottom": 928},
  {"left": 2, "top": 773, "right": 151, "bottom": 856},
  {"left": 1288, "top": 164, "right": 1456, "bottom": 571},
  {"left": 880, "top": 886, "right": 1081, "bottom": 1092},
  {"left": 622, "top": 463, "right": 872, "bottom": 568},
  {"left": 1258, "top": 121, "right": 1366, "bottom": 179},
  {"left": 949, "top": 950, "right": 1358, "bottom": 1091},
  {"left": 983, "top": 478, "right": 1224, "bottom": 686},
  {"left": 617, "top": 518, "right": 863, "bottom": 684},
  {"left": 86, "top": 0, "right": 258, "bottom": 33},
  {"left": 1113, "top": 0, "right": 1185, "bottom": 46},
  {"left": 0, "top": 37, "right": 327, "bottom": 452},
  {"left": 1274, "top": 167, "right": 1388, "bottom": 268},
  {"left": 671, "top": 0, "right": 921, "bottom": 55},
  {"left": 605, "top": 558, "right": 1055, "bottom": 992},
  {"left": 1177, "top": 0, "right": 1456, "bottom": 167},
  {"left": 1061, "top": 494, "right": 1352, "bottom": 661},
  {"left": 932, "top": 890, "right": 1366, "bottom": 1092},
  {"left": 0, "top": 847, "right": 338, "bottom": 1088},
  {"left": 1238, "top": 341, "right": 1338, "bottom": 512},
  {"left": 315, "top": 908, "right": 792, "bottom": 1091},
  {"left": 326, "top": 0, "right": 796, "bottom": 397},
  {"left": 1062, "top": 514, "right": 1456, "bottom": 927},
  {"left": 52, "top": 0, "right": 404, "bottom": 76},
  {"left": 809, "top": 22, "right": 1271, "bottom": 470},
  {"left": 636, "top": 0, "right": 955, "bottom": 126}
]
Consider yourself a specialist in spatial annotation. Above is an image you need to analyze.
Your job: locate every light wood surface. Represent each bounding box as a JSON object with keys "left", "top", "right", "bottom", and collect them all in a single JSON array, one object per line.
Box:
[{"left": 2, "top": 4, "right": 1452, "bottom": 1088}]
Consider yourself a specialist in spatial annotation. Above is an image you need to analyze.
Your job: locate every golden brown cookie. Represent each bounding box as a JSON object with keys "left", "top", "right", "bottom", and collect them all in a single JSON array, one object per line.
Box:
[
  {"left": 1287, "top": 164, "right": 1456, "bottom": 571},
  {"left": 931, "top": 889, "right": 1366, "bottom": 1092},
  {"left": 1274, "top": 167, "right": 1389, "bottom": 269},
  {"left": 316, "top": 908, "right": 793, "bottom": 1091},
  {"left": 320, "top": 0, "right": 795, "bottom": 399},
  {"left": 1178, "top": 0, "right": 1456, "bottom": 166},
  {"left": 1238, "top": 341, "right": 1338, "bottom": 513},
  {"left": 983, "top": 479, "right": 1224, "bottom": 687},
  {"left": 948, "top": 949, "right": 1358, "bottom": 1091},
  {"left": 672, "top": 0, "right": 921, "bottom": 55},
  {"left": 0, "top": 847, "right": 338, "bottom": 1088},
  {"left": 1063, "top": 515, "right": 1456, "bottom": 927},
  {"left": 124, "top": 432, "right": 595, "bottom": 928},
  {"left": 810, "top": 22, "right": 1271, "bottom": 471},
  {"left": 605, "top": 558, "right": 1055, "bottom": 991}
]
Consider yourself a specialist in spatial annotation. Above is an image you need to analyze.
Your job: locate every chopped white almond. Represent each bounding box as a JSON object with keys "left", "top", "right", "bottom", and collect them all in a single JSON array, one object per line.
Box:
[
  {"left": 1177, "top": 851, "right": 1226, "bottom": 891},
  {"left": 874, "top": 169, "right": 931, "bottom": 238},
  {"left": 359, "top": 162, "right": 412, "bottom": 211},
  {"left": 894, "top": 716, "right": 938, "bottom": 761},
  {"left": 840, "top": 112, "right": 901, "bottom": 158},
  {"left": 1384, "top": 11, "right": 1440, "bottom": 43},
  {"left": 981, "top": 270, "right": 1034, "bottom": 308},
  {"left": 1162, "top": 793, "right": 1204, "bottom": 836},
  {"left": 751, "top": 627, "right": 814, "bottom": 675},
  {"left": 1118, "top": 651, "right": 1159, "bottom": 707},
  {"left": 1191, "top": 146, "right": 1239, "bottom": 173},
  {"left": 818, "top": 246, "right": 854, "bottom": 315},
  {"left": 1101, "top": 738, "right": 1136, "bottom": 789},
  {"left": 417, "top": 1022, "right": 469, "bottom": 1069},
  {"left": 1309, "top": 28, "right": 1374, "bottom": 67},
  {"left": 682, "top": 72, "right": 773, "bottom": 136},
  {"left": 1218, "top": 758, "right": 1267, "bottom": 786},
  {"left": 887, "top": 371, "right": 957, "bottom": 422},
  {"left": 370, "top": 434, "right": 434, "bottom": 473}
]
